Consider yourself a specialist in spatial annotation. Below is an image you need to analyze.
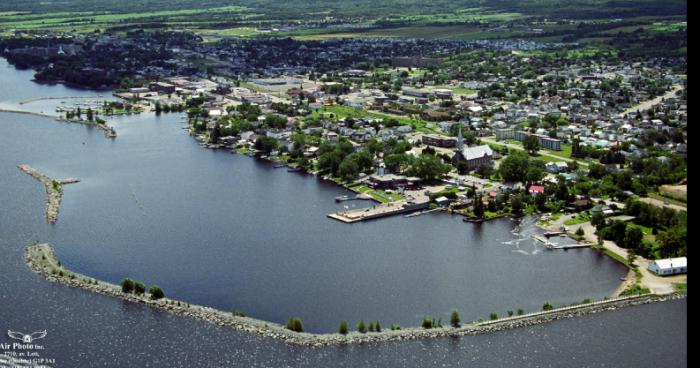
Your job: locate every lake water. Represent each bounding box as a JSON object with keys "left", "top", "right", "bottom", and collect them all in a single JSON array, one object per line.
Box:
[{"left": 0, "top": 58, "right": 686, "bottom": 367}]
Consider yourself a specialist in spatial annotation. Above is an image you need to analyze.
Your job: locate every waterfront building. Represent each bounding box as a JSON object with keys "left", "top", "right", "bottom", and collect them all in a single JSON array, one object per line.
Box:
[
  {"left": 149, "top": 82, "right": 176, "bottom": 94},
  {"left": 648, "top": 257, "right": 687, "bottom": 276}
]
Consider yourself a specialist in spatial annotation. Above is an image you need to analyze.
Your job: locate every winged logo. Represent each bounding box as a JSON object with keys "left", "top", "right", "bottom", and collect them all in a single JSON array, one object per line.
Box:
[{"left": 7, "top": 330, "right": 47, "bottom": 343}]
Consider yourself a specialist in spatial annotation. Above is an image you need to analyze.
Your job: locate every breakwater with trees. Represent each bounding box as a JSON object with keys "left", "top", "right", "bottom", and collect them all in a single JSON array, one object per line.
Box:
[{"left": 26, "top": 242, "right": 684, "bottom": 346}]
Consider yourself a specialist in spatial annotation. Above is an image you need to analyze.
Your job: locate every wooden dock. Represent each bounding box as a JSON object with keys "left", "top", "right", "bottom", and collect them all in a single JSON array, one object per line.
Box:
[{"left": 533, "top": 235, "right": 590, "bottom": 250}]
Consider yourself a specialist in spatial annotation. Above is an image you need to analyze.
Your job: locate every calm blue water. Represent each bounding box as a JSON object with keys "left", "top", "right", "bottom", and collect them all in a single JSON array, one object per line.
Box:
[{"left": 0, "top": 58, "right": 686, "bottom": 367}]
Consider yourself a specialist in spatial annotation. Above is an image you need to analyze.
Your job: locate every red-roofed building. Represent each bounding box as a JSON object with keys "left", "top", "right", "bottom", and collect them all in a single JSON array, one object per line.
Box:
[{"left": 528, "top": 185, "right": 545, "bottom": 196}]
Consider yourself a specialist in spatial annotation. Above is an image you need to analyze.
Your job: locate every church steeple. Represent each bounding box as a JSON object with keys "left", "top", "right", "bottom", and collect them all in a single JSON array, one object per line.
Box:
[{"left": 456, "top": 124, "right": 464, "bottom": 151}]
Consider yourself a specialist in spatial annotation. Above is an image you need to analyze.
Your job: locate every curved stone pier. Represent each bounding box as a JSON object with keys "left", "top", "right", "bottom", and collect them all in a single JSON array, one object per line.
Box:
[
  {"left": 18, "top": 165, "right": 79, "bottom": 224},
  {"left": 25, "top": 243, "right": 685, "bottom": 347}
]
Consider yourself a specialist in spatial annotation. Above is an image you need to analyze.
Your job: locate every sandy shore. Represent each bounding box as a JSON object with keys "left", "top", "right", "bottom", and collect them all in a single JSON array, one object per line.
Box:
[
  {"left": 18, "top": 165, "right": 79, "bottom": 224},
  {"left": 25, "top": 243, "right": 685, "bottom": 347}
]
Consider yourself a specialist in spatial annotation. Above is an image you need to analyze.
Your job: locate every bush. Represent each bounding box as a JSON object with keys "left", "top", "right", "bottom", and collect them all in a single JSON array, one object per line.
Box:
[
  {"left": 542, "top": 302, "right": 554, "bottom": 311},
  {"left": 450, "top": 309, "right": 461, "bottom": 328},
  {"left": 368, "top": 321, "right": 375, "bottom": 332},
  {"left": 575, "top": 227, "right": 585, "bottom": 236},
  {"left": 507, "top": 310, "right": 514, "bottom": 317},
  {"left": 517, "top": 309, "right": 524, "bottom": 315},
  {"left": 390, "top": 324, "right": 401, "bottom": 331},
  {"left": 286, "top": 317, "right": 304, "bottom": 332},
  {"left": 489, "top": 312, "right": 498, "bottom": 320},
  {"left": 120, "top": 278, "right": 134, "bottom": 293},
  {"left": 149, "top": 285, "right": 165, "bottom": 300},
  {"left": 375, "top": 321, "right": 381, "bottom": 332},
  {"left": 231, "top": 309, "right": 246, "bottom": 317},
  {"left": 133, "top": 281, "right": 145, "bottom": 295},
  {"left": 339, "top": 321, "right": 349, "bottom": 335}
]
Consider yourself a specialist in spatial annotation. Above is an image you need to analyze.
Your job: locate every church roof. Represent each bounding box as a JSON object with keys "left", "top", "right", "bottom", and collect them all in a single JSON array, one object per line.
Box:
[{"left": 460, "top": 145, "right": 493, "bottom": 160}]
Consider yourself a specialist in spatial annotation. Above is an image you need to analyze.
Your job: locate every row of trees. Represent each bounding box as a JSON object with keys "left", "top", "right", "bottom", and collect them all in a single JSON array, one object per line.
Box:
[{"left": 120, "top": 278, "right": 165, "bottom": 300}]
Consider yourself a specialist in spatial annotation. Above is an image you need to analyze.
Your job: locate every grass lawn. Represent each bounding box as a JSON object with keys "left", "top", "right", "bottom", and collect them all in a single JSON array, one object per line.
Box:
[
  {"left": 564, "top": 212, "right": 590, "bottom": 226},
  {"left": 349, "top": 184, "right": 404, "bottom": 203},
  {"left": 543, "top": 143, "right": 573, "bottom": 159}
]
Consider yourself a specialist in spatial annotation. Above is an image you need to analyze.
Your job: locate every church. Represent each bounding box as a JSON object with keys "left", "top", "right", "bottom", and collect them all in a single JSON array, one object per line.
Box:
[{"left": 450, "top": 126, "right": 494, "bottom": 171}]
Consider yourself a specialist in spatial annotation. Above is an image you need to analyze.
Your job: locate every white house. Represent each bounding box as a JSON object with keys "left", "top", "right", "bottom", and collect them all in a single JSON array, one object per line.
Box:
[{"left": 648, "top": 257, "right": 687, "bottom": 276}]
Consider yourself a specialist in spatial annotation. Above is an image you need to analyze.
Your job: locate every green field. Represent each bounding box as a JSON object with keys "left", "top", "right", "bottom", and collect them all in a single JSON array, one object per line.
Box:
[{"left": 308, "top": 105, "right": 443, "bottom": 135}]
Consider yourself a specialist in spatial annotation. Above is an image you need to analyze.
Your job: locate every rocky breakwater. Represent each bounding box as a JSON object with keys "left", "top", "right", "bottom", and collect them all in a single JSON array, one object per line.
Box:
[
  {"left": 18, "top": 165, "right": 79, "bottom": 224},
  {"left": 25, "top": 243, "right": 686, "bottom": 347}
]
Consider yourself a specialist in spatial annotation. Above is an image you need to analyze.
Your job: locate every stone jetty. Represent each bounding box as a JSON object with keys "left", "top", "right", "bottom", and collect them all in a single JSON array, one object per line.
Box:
[
  {"left": 25, "top": 243, "right": 685, "bottom": 347},
  {"left": 18, "top": 165, "right": 79, "bottom": 224}
]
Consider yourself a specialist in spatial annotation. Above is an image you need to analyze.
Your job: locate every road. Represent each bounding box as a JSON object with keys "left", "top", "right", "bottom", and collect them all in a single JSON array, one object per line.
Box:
[
  {"left": 638, "top": 197, "right": 687, "bottom": 212},
  {"left": 621, "top": 84, "right": 683, "bottom": 116}
]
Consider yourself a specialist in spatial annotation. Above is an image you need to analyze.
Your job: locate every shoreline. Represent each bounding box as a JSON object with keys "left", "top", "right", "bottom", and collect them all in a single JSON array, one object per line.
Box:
[
  {"left": 25, "top": 242, "right": 685, "bottom": 347},
  {"left": 18, "top": 164, "right": 79, "bottom": 224}
]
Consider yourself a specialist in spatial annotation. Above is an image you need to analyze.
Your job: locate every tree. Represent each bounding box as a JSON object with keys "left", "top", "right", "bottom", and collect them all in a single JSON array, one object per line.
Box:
[
  {"left": 450, "top": 309, "right": 461, "bottom": 328},
  {"left": 286, "top": 317, "right": 304, "bottom": 332},
  {"left": 264, "top": 114, "right": 288, "bottom": 129},
  {"left": 524, "top": 135, "right": 539, "bottom": 155},
  {"left": 339, "top": 321, "right": 349, "bottom": 335},
  {"left": 375, "top": 321, "right": 381, "bottom": 332},
  {"left": 476, "top": 163, "right": 494, "bottom": 178},
  {"left": 368, "top": 321, "right": 375, "bottom": 332},
  {"left": 338, "top": 157, "right": 360, "bottom": 180},
  {"left": 210, "top": 123, "right": 221, "bottom": 144},
  {"left": 591, "top": 211, "right": 606, "bottom": 228},
  {"left": 384, "top": 153, "right": 412, "bottom": 174},
  {"left": 133, "top": 281, "right": 145, "bottom": 295},
  {"left": 254, "top": 136, "right": 279, "bottom": 155},
  {"left": 657, "top": 227, "right": 686, "bottom": 257},
  {"left": 357, "top": 320, "right": 367, "bottom": 333},
  {"left": 408, "top": 154, "right": 451, "bottom": 180},
  {"left": 120, "top": 278, "right": 134, "bottom": 293},
  {"left": 622, "top": 226, "right": 644, "bottom": 250},
  {"left": 473, "top": 196, "right": 485, "bottom": 218},
  {"left": 510, "top": 195, "right": 524, "bottom": 215},
  {"left": 149, "top": 285, "right": 165, "bottom": 300},
  {"left": 498, "top": 151, "right": 530, "bottom": 182},
  {"left": 421, "top": 317, "right": 433, "bottom": 329}
]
